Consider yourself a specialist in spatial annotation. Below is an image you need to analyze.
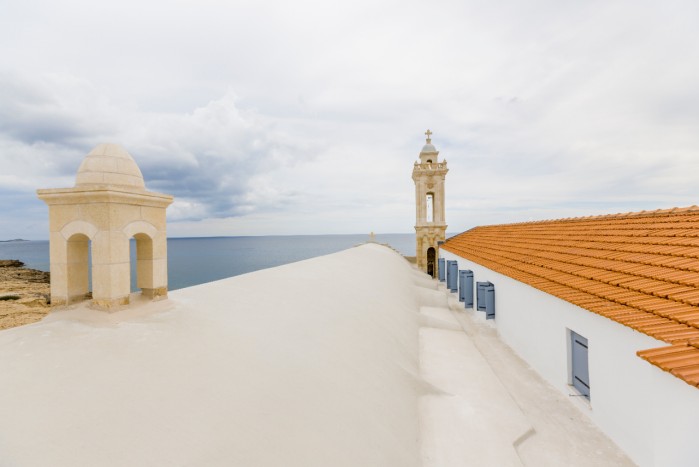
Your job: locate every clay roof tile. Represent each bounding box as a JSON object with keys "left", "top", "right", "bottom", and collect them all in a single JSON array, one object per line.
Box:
[{"left": 443, "top": 205, "right": 699, "bottom": 389}]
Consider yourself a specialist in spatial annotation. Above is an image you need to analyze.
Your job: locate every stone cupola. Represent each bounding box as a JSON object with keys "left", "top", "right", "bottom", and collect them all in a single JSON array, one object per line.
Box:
[{"left": 37, "top": 144, "right": 174, "bottom": 310}]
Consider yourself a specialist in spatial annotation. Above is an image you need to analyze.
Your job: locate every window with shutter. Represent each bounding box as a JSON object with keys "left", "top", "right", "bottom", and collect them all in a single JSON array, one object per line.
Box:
[
  {"left": 477, "top": 282, "right": 491, "bottom": 311},
  {"left": 447, "top": 260, "right": 458, "bottom": 292},
  {"left": 571, "top": 331, "right": 590, "bottom": 399},
  {"left": 485, "top": 284, "right": 495, "bottom": 319},
  {"left": 460, "top": 270, "right": 474, "bottom": 308}
]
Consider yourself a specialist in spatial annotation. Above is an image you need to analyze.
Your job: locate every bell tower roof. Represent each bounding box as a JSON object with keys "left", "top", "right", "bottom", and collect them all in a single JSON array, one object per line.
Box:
[
  {"left": 419, "top": 129, "right": 439, "bottom": 163},
  {"left": 420, "top": 129, "right": 437, "bottom": 154},
  {"left": 421, "top": 142, "right": 437, "bottom": 153}
]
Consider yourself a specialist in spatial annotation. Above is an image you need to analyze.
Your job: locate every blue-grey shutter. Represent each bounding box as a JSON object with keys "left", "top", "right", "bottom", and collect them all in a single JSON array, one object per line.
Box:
[
  {"left": 438, "top": 258, "right": 445, "bottom": 282},
  {"left": 447, "top": 260, "right": 458, "bottom": 292},
  {"left": 476, "top": 282, "right": 486, "bottom": 310},
  {"left": 572, "top": 332, "right": 590, "bottom": 399},
  {"left": 477, "top": 281, "right": 493, "bottom": 312},
  {"left": 463, "top": 271, "right": 474, "bottom": 308},
  {"left": 485, "top": 284, "right": 495, "bottom": 319},
  {"left": 458, "top": 270, "right": 467, "bottom": 302}
]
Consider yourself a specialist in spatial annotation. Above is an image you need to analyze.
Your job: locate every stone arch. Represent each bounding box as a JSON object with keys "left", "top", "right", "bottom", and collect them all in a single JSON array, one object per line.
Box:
[
  {"left": 44, "top": 221, "right": 100, "bottom": 305},
  {"left": 61, "top": 220, "right": 98, "bottom": 241},
  {"left": 123, "top": 220, "right": 158, "bottom": 239}
]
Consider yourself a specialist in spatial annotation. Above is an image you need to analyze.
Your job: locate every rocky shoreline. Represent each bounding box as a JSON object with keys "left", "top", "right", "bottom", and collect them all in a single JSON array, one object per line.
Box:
[{"left": 0, "top": 260, "right": 50, "bottom": 330}]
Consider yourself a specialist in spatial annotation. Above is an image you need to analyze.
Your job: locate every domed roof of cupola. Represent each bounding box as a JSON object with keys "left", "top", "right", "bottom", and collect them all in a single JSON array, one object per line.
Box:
[
  {"left": 75, "top": 143, "right": 145, "bottom": 189},
  {"left": 418, "top": 129, "right": 440, "bottom": 164},
  {"left": 421, "top": 142, "right": 437, "bottom": 153}
]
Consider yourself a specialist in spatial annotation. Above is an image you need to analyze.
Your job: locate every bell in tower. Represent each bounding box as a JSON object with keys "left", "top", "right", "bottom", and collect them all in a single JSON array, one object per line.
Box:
[{"left": 412, "top": 130, "right": 448, "bottom": 277}]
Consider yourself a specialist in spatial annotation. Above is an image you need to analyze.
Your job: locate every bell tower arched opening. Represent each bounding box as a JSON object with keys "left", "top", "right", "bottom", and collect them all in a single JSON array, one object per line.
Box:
[{"left": 426, "top": 247, "right": 436, "bottom": 278}]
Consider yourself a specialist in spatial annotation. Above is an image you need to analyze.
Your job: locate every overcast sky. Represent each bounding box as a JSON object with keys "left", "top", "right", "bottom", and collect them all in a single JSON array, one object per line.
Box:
[{"left": 1, "top": 0, "right": 698, "bottom": 239}]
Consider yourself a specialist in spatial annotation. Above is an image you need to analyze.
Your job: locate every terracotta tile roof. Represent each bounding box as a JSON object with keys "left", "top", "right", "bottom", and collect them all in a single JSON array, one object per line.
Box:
[{"left": 442, "top": 206, "right": 699, "bottom": 389}]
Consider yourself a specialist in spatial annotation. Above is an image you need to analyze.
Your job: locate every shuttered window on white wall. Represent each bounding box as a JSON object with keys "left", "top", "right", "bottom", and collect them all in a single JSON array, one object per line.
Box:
[{"left": 571, "top": 330, "right": 590, "bottom": 399}]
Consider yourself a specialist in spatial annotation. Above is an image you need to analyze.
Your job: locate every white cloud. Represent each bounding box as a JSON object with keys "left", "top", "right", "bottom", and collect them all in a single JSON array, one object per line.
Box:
[{"left": 1, "top": 0, "right": 699, "bottom": 239}]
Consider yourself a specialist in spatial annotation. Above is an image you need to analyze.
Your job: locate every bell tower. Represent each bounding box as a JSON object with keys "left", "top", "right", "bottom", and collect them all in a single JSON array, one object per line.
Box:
[{"left": 412, "top": 130, "right": 448, "bottom": 277}]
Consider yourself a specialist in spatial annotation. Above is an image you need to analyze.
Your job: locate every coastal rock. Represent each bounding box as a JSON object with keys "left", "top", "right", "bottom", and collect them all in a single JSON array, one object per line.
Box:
[{"left": 0, "top": 260, "right": 50, "bottom": 330}]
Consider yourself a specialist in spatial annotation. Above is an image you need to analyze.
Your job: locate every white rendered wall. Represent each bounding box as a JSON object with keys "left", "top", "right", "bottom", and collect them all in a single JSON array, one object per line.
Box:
[{"left": 441, "top": 249, "right": 699, "bottom": 467}]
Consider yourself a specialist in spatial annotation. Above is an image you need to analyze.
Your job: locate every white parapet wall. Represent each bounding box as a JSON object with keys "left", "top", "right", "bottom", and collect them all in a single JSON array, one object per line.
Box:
[{"left": 440, "top": 249, "right": 699, "bottom": 467}]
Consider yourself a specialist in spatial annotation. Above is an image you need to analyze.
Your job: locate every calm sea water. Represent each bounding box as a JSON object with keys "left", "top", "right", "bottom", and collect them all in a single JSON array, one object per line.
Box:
[{"left": 0, "top": 234, "right": 415, "bottom": 291}]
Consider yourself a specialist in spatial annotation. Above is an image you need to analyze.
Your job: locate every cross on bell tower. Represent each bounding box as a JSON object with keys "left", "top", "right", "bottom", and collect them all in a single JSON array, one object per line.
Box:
[{"left": 412, "top": 130, "right": 448, "bottom": 277}]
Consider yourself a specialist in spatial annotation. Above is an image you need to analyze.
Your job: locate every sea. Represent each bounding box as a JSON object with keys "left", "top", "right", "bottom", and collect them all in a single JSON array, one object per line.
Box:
[{"left": 0, "top": 234, "right": 415, "bottom": 291}]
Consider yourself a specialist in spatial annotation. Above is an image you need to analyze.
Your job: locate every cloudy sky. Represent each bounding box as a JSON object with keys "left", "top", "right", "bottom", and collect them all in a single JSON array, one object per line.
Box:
[{"left": 1, "top": 0, "right": 698, "bottom": 239}]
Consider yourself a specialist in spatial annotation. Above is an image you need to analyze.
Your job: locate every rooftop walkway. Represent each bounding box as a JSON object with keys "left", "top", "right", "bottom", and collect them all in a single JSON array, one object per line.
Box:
[
  {"left": 419, "top": 284, "right": 635, "bottom": 466},
  {"left": 0, "top": 244, "right": 634, "bottom": 466}
]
